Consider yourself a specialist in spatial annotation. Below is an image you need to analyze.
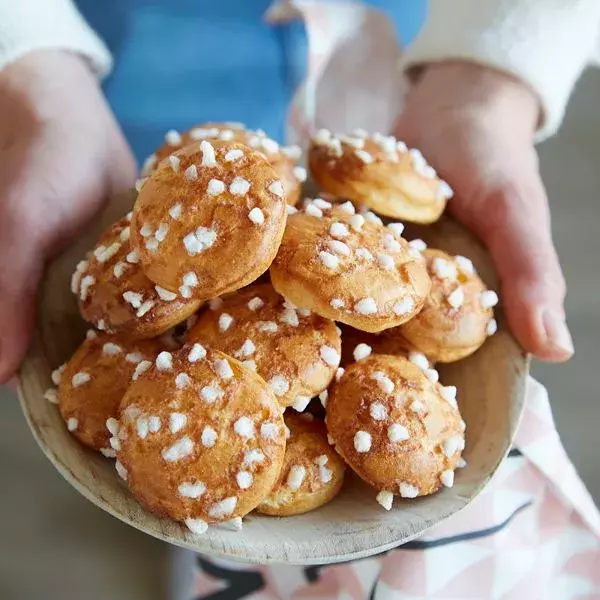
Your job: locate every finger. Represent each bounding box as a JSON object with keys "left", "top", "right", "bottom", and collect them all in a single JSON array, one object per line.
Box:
[
  {"left": 452, "top": 168, "right": 573, "bottom": 362},
  {"left": 0, "top": 234, "right": 43, "bottom": 382}
]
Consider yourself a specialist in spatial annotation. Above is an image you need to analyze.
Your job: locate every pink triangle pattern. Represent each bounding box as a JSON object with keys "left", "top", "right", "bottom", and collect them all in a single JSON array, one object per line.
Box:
[
  {"left": 189, "top": 378, "right": 600, "bottom": 599},
  {"left": 434, "top": 555, "right": 496, "bottom": 598},
  {"left": 377, "top": 549, "right": 428, "bottom": 594},
  {"left": 192, "top": 572, "right": 224, "bottom": 597}
]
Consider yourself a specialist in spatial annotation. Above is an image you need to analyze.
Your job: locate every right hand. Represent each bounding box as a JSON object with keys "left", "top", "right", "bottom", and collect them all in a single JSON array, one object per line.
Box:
[
  {"left": 395, "top": 63, "right": 573, "bottom": 362},
  {"left": 0, "top": 50, "right": 136, "bottom": 382}
]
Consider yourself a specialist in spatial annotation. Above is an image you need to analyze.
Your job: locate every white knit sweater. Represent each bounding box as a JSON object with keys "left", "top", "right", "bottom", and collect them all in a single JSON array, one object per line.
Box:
[
  {"left": 1, "top": 0, "right": 600, "bottom": 139},
  {"left": 402, "top": 0, "right": 600, "bottom": 139},
  {"left": 0, "top": 0, "right": 111, "bottom": 77}
]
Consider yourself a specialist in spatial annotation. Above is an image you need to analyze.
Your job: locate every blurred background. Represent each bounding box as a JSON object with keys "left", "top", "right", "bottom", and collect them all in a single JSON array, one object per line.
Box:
[{"left": 1, "top": 1, "right": 599, "bottom": 599}]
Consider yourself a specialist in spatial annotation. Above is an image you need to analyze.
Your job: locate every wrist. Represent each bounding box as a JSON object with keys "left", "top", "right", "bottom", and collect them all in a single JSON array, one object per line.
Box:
[
  {"left": 407, "top": 61, "right": 541, "bottom": 136},
  {"left": 0, "top": 50, "right": 100, "bottom": 126}
]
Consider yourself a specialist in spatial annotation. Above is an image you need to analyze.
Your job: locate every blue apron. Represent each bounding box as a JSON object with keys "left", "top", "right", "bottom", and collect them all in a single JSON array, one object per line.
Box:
[{"left": 76, "top": 0, "right": 425, "bottom": 163}]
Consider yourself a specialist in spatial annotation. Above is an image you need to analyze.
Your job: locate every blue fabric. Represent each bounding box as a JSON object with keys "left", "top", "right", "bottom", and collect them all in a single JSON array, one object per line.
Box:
[{"left": 76, "top": 0, "right": 425, "bottom": 162}]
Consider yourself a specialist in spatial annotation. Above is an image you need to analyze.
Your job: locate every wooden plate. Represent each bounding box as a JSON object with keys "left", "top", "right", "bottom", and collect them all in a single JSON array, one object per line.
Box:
[{"left": 17, "top": 191, "right": 529, "bottom": 565}]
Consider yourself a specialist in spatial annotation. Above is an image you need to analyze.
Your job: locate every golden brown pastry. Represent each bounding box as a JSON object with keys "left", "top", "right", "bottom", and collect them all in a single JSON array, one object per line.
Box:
[
  {"left": 326, "top": 354, "right": 465, "bottom": 509},
  {"left": 308, "top": 129, "right": 452, "bottom": 223},
  {"left": 131, "top": 141, "right": 287, "bottom": 301},
  {"left": 270, "top": 198, "right": 431, "bottom": 332},
  {"left": 256, "top": 414, "right": 345, "bottom": 516},
  {"left": 143, "top": 122, "right": 305, "bottom": 205},
  {"left": 338, "top": 324, "right": 413, "bottom": 367},
  {"left": 338, "top": 326, "right": 441, "bottom": 390},
  {"left": 186, "top": 283, "right": 341, "bottom": 409},
  {"left": 73, "top": 217, "right": 202, "bottom": 338},
  {"left": 114, "top": 344, "right": 286, "bottom": 532},
  {"left": 388, "top": 249, "right": 499, "bottom": 362},
  {"left": 56, "top": 331, "right": 162, "bottom": 454}
]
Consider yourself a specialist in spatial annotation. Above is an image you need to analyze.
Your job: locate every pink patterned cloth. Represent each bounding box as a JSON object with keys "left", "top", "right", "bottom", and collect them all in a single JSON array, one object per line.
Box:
[
  {"left": 188, "top": 2, "right": 600, "bottom": 597},
  {"left": 189, "top": 379, "right": 600, "bottom": 599}
]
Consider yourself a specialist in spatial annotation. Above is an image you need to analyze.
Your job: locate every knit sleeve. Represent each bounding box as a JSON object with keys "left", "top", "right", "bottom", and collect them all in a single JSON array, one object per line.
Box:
[
  {"left": 0, "top": 0, "right": 111, "bottom": 78},
  {"left": 401, "top": 0, "right": 600, "bottom": 140}
]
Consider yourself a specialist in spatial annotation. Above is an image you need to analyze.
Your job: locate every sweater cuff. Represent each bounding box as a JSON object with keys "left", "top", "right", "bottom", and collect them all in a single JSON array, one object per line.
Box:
[
  {"left": 402, "top": 0, "right": 600, "bottom": 141},
  {"left": 0, "top": 0, "right": 112, "bottom": 79}
]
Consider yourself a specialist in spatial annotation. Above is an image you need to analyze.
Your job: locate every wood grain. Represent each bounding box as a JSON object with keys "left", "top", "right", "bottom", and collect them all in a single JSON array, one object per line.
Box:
[{"left": 17, "top": 190, "right": 529, "bottom": 565}]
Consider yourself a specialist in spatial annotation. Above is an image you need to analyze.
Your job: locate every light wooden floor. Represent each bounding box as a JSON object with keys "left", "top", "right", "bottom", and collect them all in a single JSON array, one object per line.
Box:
[{"left": 1, "top": 72, "right": 599, "bottom": 600}]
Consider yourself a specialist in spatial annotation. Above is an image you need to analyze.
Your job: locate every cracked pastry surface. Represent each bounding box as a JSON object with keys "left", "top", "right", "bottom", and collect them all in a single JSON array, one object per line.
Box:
[
  {"left": 186, "top": 283, "right": 341, "bottom": 409},
  {"left": 326, "top": 354, "right": 465, "bottom": 501},
  {"left": 74, "top": 216, "right": 202, "bottom": 338},
  {"left": 270, "top": 198, "right": 431, "bottom": 332},
  {"left": 131, "top": 140, "right": 287, "bottom": 301},
  {"left": 388, "top": 249, "right": 499, "bottom": 363},
  {"left": 308, "top": 129, "right": 452, "bottom": 223},
  {"left": 56, "top": 331, "right": 162, "bottom": 453},
  {"left": 143, "top": 122, "right": 305, "bottom": 206}
]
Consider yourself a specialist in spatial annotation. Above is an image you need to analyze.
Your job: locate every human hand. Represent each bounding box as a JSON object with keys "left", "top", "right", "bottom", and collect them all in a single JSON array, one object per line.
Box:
[
  {"left": 395, "top": 61, "right": 573, "bottom": 362},
  {"left": 0, "top": 50, "right": 136, "bottom": 382}
]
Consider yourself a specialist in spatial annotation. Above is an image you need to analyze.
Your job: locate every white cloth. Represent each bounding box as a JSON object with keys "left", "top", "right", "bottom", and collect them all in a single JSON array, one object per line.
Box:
[
  {"left": 402, "top": 0, "right": 600, "bottom": 140},
  {"left": 0, "top": 0, "right": 111, "bottom": 77}
]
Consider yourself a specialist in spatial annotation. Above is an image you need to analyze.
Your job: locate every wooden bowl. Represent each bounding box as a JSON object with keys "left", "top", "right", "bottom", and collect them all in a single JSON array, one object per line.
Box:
[{"left": 17, "top": 192, "right": 529, "bottom": 565}]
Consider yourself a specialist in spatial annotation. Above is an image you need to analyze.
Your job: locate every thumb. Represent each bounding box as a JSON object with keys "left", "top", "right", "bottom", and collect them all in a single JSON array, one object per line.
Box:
[
  {"left": 453, "top": 168, "right": 573, "bottom": 362},
  {"left": 105, "top": 117, "right": 138, "bottom": 197},
  {"left": 0, "top": 231, "right": 44, "bottom": 382}
]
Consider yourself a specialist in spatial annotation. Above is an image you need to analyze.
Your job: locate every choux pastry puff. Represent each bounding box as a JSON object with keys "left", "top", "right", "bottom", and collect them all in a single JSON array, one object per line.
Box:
[
  {"left": 131, "top": 140, "right": 287, "bottom": 301},
  {"left": 113, "top": 343, "right": 286, "bottom": 533},
  {"left": 143, "top": 122, "right": 306, "bottom": 205},
  {"left": 54, "top": 331, "right": 161, "bottom": 454},
  {"left": 326, "top": 354, "right": 465, "bottom": 510},
  {"left": 186, "top": 283, "right": 341, "bottom": 409},
  {"left": 308, "top": 129, "right": 453, "bottom": 223}
]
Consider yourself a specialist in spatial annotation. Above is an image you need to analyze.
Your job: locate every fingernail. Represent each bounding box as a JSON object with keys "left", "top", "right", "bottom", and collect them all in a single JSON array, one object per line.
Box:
[{"left": 542, "top": 309, "right": 574, "bottom": 358}]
